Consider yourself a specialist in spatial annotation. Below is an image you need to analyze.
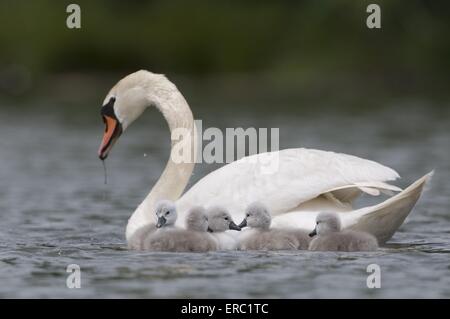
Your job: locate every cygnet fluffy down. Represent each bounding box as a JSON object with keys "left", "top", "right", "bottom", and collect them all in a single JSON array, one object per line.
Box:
[
  {"left": 308, "top": 212, "right": 378, "bottom": 252},
  {"left": 238, "top": 202, "right": 310, "bottom": 250},
  {"left": 144, "top": 205, "right": 218, "bottom": 252},
  {"left": 128, "top": 199, "right": 175, "bottom": 250},
  {"left": 206, "top": 206, "right": 241, "bottom": 250}
]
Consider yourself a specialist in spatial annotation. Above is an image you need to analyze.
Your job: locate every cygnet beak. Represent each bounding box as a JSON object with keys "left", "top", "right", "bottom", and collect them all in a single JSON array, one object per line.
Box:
[
  {"left": 156, "top": 216, "right": 167, "bottom": 228},
  {"left": 229, "top": 221, "right": 241, "bottom": 231},
  {"left": 309, "top": 228, "right": 317, "bottom": 237},
  {"left": 238, "top": 219, "right": 247, "bottom": 228}
]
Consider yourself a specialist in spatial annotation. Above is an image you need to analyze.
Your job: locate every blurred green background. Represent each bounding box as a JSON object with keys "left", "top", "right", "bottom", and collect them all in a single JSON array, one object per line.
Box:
[{"left": 0, "top": 0, "right": 449, "bottom": 111}]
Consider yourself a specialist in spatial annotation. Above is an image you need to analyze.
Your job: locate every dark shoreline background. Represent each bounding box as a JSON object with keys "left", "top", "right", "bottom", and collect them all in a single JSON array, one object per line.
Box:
[{"left": 1, "top": 0, "right": 450, "bottom": 110}]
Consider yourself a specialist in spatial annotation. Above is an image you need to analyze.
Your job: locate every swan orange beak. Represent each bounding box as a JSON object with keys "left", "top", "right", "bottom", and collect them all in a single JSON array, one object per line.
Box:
[{"left": 98, "top": 115, "right": 123, "bottom": 160}]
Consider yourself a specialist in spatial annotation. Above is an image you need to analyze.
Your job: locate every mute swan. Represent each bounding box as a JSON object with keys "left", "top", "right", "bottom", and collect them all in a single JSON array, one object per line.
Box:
[
  {"left": 308, "top": 212, "right": 378, "bottom": 251},
  {"left": 238, "top": 202, "right": 310, "bottom": 250},
  {"left": 143, "top": 203, "right": 217, "bottom": 252},
  {"left": 97, "top": 70, "right": 432, "bottom": 247}
]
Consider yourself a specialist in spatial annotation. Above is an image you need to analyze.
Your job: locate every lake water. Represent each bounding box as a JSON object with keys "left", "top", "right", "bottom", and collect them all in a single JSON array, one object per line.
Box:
[{"left": 0, "top": 101, "right": 449, "bottom": 298}]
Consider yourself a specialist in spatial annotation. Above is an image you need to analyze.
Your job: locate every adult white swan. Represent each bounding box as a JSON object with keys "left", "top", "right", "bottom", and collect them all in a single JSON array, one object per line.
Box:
[{"left": 97, "top": 70, "right": 432, "bottom": 245}]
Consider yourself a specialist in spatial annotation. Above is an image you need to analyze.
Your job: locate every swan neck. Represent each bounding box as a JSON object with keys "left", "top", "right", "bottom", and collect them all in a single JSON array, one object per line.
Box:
[{"left": 126, "top": 86, "right": 196, "bottom": 240}]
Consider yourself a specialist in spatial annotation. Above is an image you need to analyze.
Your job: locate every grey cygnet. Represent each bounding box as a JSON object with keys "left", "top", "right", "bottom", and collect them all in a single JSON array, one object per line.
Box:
[
  {"left": 144, "top": 205, "right": 218, "bottom": 252},
  {"left": 239, "top": 202, "right": 310, "bottom": 250},
  {"left": 128, "top": 199, "right": 176, "bottom": 250},
  {"left": 206, "top": 206, "right": 241, "bottom": 233},
  {"left": 308, "top": 212, "right": 378, "bottom": 252}
]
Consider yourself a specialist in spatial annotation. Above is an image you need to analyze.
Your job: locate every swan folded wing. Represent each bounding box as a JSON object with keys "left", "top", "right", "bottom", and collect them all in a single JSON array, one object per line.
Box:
[
  {"left": 177, "top": 148, "right": 400, "bottom": 221},
  {"left": 325, "top": 181, "right": 402, "bottom": 203},
  {"left": 340, "top": 171, "right": 432, "bottom": 243}
]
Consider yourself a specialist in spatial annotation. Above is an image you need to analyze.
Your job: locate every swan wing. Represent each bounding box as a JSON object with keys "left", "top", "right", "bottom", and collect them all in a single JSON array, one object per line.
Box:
[
  {"left": 176, "top": 148, "right": 399, "bottom": 220},
  {"left": 342, "top": 171, "right": 432, "bottom": 243},
  {"left": 255, "top": 172, "right": 432, "bottom": 244}
]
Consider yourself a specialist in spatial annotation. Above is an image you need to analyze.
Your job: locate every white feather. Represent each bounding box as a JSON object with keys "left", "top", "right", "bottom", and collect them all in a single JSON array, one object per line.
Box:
[{"left": 176, "top": 148, "right": 400, "bottom": 225}]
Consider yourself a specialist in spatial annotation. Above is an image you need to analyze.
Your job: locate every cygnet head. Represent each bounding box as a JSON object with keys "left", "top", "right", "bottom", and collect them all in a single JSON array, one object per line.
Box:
[
  {"left": 155, "top": 200, "right": 177, "bottom": 228},
  {"left": 309, "top": 212, "right": 341, "bottom": 237},
  {"left": 206, "top": 206, "right": 241, "bottom": 232},
  {"left": 239, "top": 202, "right": 271, "bottom": 230},
  {"left": 185, "top": 206, "right": 209, "bottom": 232}
]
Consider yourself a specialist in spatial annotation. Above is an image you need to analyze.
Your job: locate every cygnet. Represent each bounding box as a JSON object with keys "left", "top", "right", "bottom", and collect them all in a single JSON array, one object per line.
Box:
[
  {"left": 206, "top": 206, "right": 241, "bottom": 250},
  {"left": 308, "top": 212, "right": 378, "bottom": 252},
  {"left": 238, "top": 202, "right": 310, "bottom": 250}
]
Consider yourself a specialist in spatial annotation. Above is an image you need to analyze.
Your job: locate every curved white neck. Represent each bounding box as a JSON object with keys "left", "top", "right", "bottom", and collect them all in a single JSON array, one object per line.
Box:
[{"left": 126, "top": 87, "right": 196, "bottom": 241}]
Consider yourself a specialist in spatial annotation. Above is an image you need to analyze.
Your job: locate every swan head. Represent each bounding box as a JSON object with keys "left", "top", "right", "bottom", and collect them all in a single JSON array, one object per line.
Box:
[
  {"left": 309, "top": 212, "right": 341, "bottom": 237},
  {"left": 185, "top": 206, "right": 209, "bottom": 232},
  {"left": 206, "top": 206, "right": 241, "bottom": 232},
  {"left": 98, "top": 70, "right": 174, "bottom": 160},
  {"left": 239, "top": 202, "right": 271, "bottom": 230},
  {"left": 155, "top": 199, "right": 177, "bottom": 228}
]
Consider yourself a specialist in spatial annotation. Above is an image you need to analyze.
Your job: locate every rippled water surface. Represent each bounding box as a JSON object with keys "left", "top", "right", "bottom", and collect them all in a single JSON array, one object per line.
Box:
[{"left": 0, "top": 102, "right": 449, "bottom": 298}]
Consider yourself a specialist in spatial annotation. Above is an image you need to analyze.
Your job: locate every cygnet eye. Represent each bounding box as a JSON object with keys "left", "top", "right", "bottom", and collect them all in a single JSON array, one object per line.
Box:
[
  {"left": 165, "top": 211, "right": 170, "bottom": 216},
  {"left": 246, "top": 213, "right": 250, "bottom": 217},
  {"left": 224, "top": 217, "right": 229, "bottom": 221}
]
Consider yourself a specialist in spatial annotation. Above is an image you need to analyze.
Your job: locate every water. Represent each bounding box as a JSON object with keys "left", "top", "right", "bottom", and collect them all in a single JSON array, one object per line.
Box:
[{"left": 0, "top": 102, "right": 449, "bottom": 298}]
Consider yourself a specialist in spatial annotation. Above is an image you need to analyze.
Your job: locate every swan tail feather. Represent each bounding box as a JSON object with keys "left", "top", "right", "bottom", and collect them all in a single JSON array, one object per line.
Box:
[{"left": 344, "top": 171, "right": 433, "bottom": 244}]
